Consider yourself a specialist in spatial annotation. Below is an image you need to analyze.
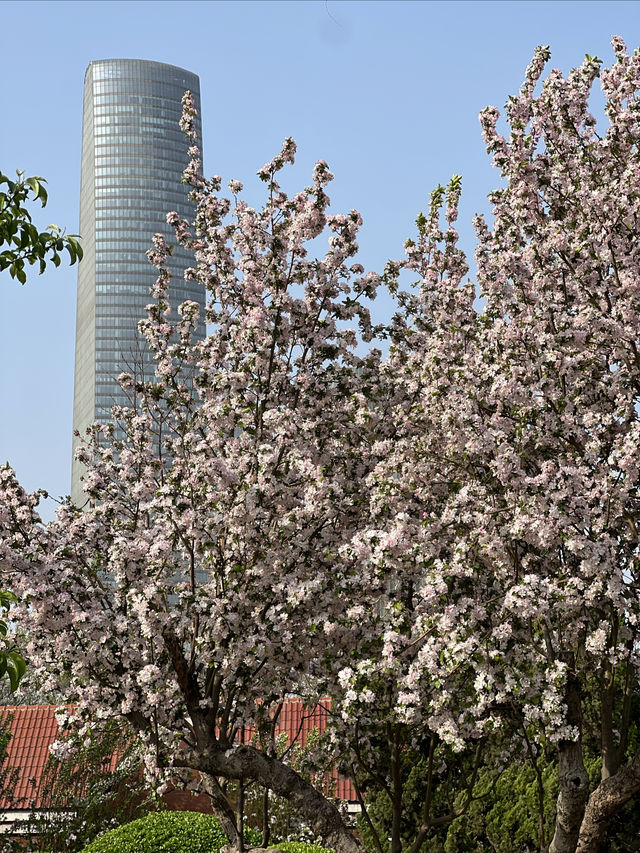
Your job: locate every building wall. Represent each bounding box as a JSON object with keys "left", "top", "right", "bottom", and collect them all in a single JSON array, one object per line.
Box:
[{"left": 71, "top": 59, "right": 205, "bottom": 505}]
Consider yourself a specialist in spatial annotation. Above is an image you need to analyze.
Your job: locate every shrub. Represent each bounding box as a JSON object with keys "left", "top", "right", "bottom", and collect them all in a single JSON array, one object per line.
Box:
[
  {"left": 244, "top": 826, "right": 263, "bottom": 846},
  {"left": 79, "top": 811, "right": 227, "bottom": 853},
  {"left": 270, "top": 844, "right": 334, "bottom": 853}
]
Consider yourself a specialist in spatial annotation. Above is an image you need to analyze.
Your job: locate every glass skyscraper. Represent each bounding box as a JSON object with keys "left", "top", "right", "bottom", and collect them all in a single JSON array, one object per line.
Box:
[{"left": 71, "top": 59, "right": 205, "bottom": 504}]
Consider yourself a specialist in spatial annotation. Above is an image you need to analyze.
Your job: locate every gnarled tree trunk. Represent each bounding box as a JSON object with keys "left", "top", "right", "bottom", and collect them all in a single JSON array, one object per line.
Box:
[
  {"left": 198, "top": 770, "right": 243, "bottom": 847},
  {"left": 178, "top": 740, "right": 363, "bottom": 853},
  {"left": 549, "top": 663, "right": 590, "bottom": 853},
  {"left": 575, "top": 749, "right": 640, "bottom": 853}
]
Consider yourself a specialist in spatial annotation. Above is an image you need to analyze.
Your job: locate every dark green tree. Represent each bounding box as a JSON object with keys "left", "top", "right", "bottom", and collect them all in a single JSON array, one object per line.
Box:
[{"left": 354, "top": 735, "right": 489, "bottom": 853}]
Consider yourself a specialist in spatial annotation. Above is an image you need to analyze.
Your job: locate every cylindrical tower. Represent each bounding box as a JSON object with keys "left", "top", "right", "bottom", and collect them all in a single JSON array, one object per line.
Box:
[{"left": 71, "top": 59, "right": 205, "bottom": 504}]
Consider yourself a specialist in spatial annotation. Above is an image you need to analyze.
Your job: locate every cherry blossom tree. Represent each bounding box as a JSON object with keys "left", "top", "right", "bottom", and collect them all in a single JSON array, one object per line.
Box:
[
  {"left": 2, "top": 38, "right": 640, "bottom": 853},
  {"left": 0, "top": 101, "right": 386, "bottom": 853},
  {"left": 345, "top": 38, "right": 640, "bottom": 853}
]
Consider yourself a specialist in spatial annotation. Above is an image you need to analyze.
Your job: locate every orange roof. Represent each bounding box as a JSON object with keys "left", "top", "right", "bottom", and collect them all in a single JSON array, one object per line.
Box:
[
  {"left": 0, "top": 705, "right": 60, "bottom": 808},
  {"left": 0, "top": 702, "right": 356, "bottom": 809}
]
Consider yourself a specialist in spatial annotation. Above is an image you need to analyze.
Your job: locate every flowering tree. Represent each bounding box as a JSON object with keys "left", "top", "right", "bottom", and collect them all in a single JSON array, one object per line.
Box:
[
  {"left": 340, "top": 38, "right": 640, "bottom": 853},
  {"left": 0, "top": 101, "right": 385, "bottom": 852},
  {"left": 2, "top": 39, "right": 640, "bottom": 853}
]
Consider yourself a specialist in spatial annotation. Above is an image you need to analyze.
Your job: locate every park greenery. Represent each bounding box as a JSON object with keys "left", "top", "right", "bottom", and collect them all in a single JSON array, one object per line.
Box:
[
  {"left": 2, "top": 36, "right": 640, "bottom": 853},
  {"left": 78, "top": 811, "right": 230, "bottom": 853},
  {"left": 77, "top": 815, "right": 333, "bottom": 853}
]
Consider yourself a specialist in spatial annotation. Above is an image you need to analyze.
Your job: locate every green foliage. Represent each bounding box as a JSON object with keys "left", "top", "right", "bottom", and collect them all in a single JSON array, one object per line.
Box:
[
  {"left": 78, "top": 811, "right": 227, "bottom": 853},
  {"left": 0, "top": 169, "right": 82, "bottom": 283},
  {"left": 442, "top": 760, "right": 558, "bottom": 853},
  {"left": 353, "top": 730, "right": 494, "bottom": 853},
  {"left": 438, "top": 750, "right": 640, "bottom": 853},
  {"left": 244, "top": 825, "right": 263, "bottom": 846},
  {"left": 353, "top": 735, "right": 560, "bottom": 853},
  {"left": 607, "top": 794, "right": 640, "bottom": 853},
  {"left": 270, "top": 843, "right": 334, "bottom": 853},
  {"left": 356, "top": 753, "right": 450, "bottom": 853}
]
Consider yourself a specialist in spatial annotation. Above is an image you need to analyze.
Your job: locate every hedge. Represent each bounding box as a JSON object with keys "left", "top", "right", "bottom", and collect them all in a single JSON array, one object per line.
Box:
[
  {"left": 78, "top": 811, "right": 227, "bottom": 853},
  {"left": 79, "top": 811, "right": 337, "bottom": 853}
]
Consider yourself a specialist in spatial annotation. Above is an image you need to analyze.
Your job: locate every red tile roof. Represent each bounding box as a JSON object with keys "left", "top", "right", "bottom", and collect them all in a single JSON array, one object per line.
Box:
[
  {"left": 0, "top": 705, "right": 59, "bottom": 808},
  {"left": 0, "top": 702, "right": 356, "bottom": 810}
]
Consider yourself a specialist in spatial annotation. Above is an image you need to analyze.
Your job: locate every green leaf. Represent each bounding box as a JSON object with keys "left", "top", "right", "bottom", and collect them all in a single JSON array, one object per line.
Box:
[
  {"left": 0, "top": 590, "right": 18, "bottom": 610},
  {"left": 25, "top": 176, "right": 47, "bottom": 205},
  {"left": 25, "top": 176, "right": 40, "bottom": 198},
  {"left": 5, "top": 652, "right": 26, "bottom": 692}
]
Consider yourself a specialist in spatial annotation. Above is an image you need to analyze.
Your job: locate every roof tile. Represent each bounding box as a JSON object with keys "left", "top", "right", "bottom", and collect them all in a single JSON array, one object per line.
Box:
[{"left": 0, "top": 702, "right": 356, "bottom": 810}]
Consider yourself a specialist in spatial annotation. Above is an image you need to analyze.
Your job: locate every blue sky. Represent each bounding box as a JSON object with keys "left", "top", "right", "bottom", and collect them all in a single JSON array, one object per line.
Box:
[{"left": 1, "top": 0, "right": 638, "bottom": 519}]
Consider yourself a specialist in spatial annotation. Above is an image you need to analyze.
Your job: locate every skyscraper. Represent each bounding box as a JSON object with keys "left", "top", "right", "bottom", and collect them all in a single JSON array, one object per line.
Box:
[{"left": 71, "top": 59, "right": 205, "bottom": 504}]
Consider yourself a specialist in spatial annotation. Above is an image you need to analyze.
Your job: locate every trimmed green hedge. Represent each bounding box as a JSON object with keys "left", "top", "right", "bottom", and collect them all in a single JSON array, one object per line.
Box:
[
  {"left": 79, "top": 812, "right": 337, "bottom": 853},
  {"left": 79, "top": 811, "right": 227, "bottom": 853}
]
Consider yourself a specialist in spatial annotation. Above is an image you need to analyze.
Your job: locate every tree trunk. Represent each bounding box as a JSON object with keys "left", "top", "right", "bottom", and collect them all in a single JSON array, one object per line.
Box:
[
  {"left": 198, "top": 770, "right": 242, "bottom": 847},
  {"left": 549, "top": 662, "right": 590, "bottom": 853},
  {"left": 237, "top": 779, "right": 245, "bottom": 853},
  {"left": 262, "top": 789, "right": 270, "bottom": 848},
  {"left": 178, "top": 741, "right": 364, "bottom": 853},
  {"left": 575, "top": 749, "right": 640, "bottom": 853},
  {"left": 390, "top": 727, "right": 403, "bottom": 853},
  {"left": 549, "top": 739, "right": 590, "bottom": 853},
  {"left": 600, "top": 639, "right": 619, "bottom": 781}
]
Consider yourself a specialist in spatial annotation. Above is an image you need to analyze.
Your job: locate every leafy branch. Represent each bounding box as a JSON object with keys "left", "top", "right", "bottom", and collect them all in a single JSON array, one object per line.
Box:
[{"left": 0, "top": 170, "right": 82, "bottom": 283}]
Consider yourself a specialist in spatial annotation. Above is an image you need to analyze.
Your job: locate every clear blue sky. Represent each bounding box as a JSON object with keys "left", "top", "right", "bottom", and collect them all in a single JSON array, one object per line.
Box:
[{"left": 1, "top": 0, "right": 638, "bottom": 519}]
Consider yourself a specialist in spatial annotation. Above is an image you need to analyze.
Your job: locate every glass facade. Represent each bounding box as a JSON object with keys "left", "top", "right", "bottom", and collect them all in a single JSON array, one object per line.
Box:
[{"left": 71, "top": 59, "right": 205, "bottom": 504}]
